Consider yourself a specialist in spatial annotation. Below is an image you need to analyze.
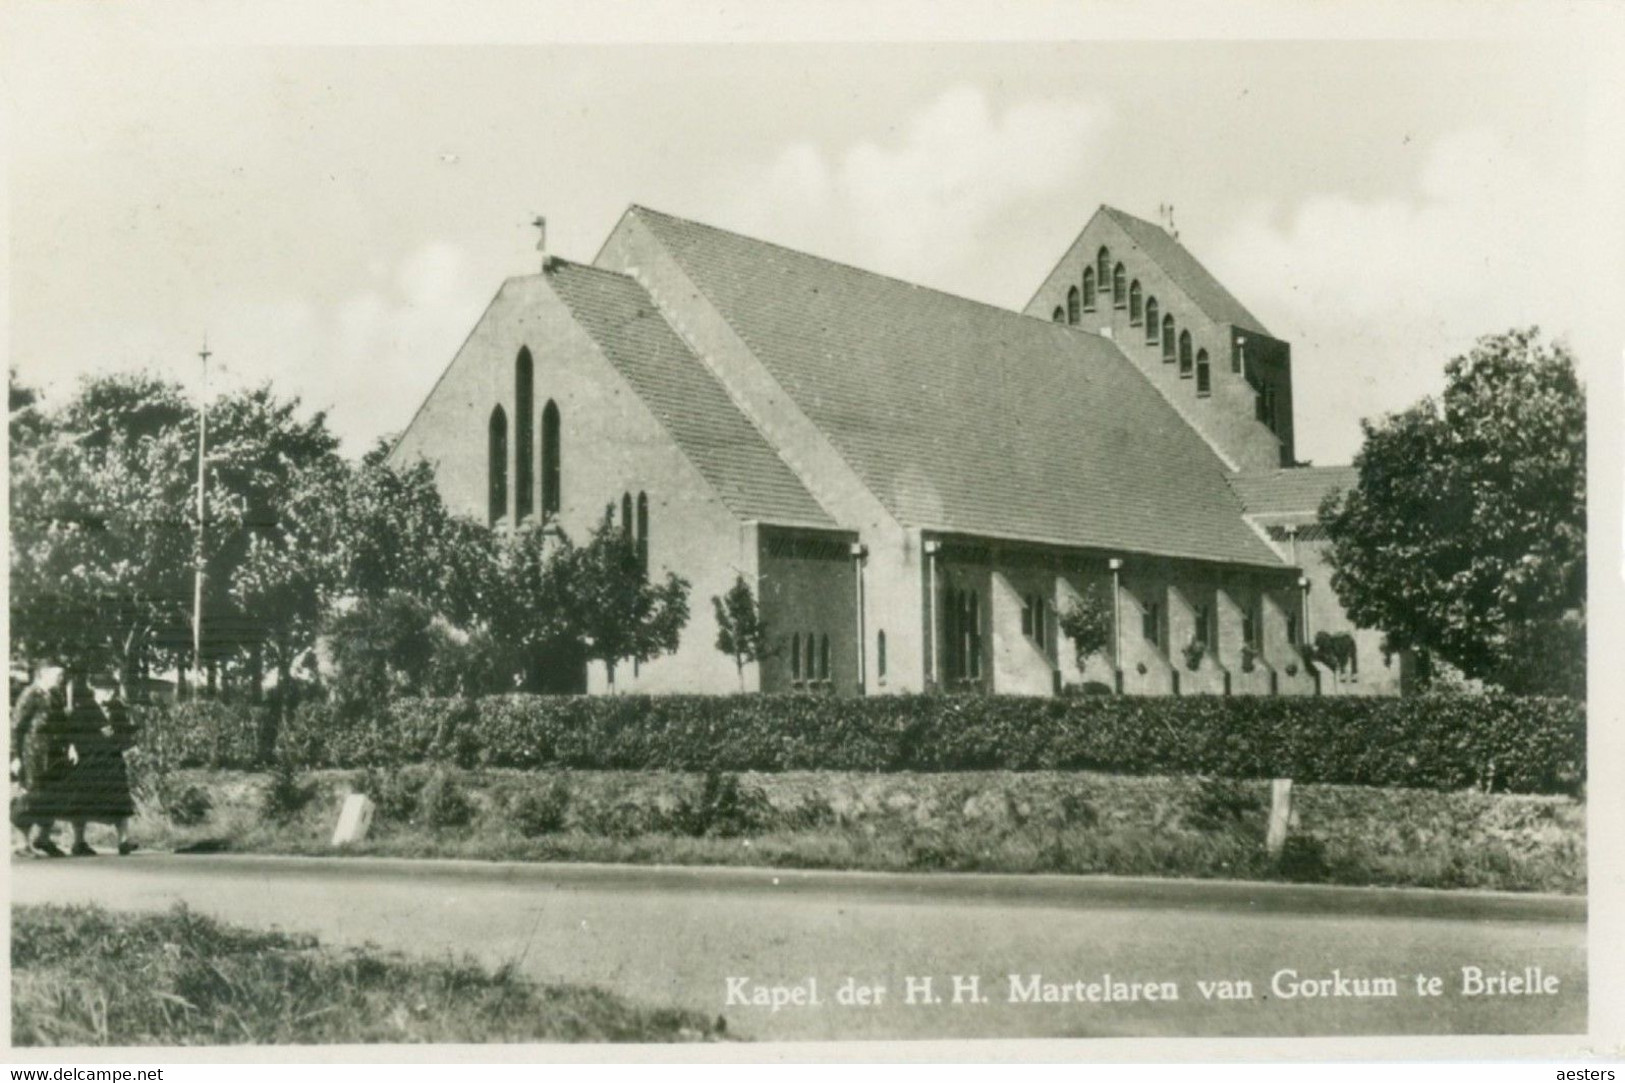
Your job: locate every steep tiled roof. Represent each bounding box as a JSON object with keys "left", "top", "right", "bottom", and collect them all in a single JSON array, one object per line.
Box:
[
  {"left": 1227, "top": 465, "right": 1359, "bottom": 517},
  {"left": 1101, "top": 207, "right": 1272, "bottom": 337},
  {"left": 546, "top": 260, "right": 838, "bottom": 530},
  {"left": 623, "top": 208, "right": 1285, "bottom": 568}
]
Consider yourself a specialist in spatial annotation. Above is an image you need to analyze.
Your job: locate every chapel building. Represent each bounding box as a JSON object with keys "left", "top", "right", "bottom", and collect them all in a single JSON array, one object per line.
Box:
[{"left": 389, "top": 204, "right": 1405, "bottom": 696}]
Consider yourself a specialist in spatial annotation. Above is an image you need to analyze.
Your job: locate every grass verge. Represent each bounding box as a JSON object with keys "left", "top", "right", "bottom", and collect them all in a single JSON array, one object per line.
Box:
[
  {"left": 10, "top": 903, "right": 726, "bottom": 1046},
  {"left": 97, "top": 767, "right": 1586, "bottom": 895}
]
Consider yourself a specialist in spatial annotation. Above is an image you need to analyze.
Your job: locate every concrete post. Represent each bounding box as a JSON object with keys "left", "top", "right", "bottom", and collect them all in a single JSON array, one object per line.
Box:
[
  {"left": 1266, "top": 778, "right": 1293, "bottom": 857},
  {"left": 1108, "top": 558, "right": 1124, "bottom": 694}
]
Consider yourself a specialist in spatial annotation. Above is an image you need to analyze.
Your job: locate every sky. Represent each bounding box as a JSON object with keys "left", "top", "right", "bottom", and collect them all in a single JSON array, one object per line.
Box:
[{"left": 6, "top": 6, "right": 1623, "bottom": 467}]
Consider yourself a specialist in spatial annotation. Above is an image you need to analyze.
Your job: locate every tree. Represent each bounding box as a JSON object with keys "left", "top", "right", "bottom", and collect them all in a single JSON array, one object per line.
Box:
[
  {"left": 1058, "top": 586, "right": 1113, "bottom": 670},
  {"left": 483, "top": 521, "right": 578, "bottom": 691},
  {"left": 9, "top": 373, "right": 350, "bottom": 698},
  {"left": 712, "top": 575, "right": 770, "bottom": 690},
  {"left": 552, "top": 510, "right": 691, "bottom": 690},
  {"left": 332, "top": 446, "right": 497, "bottom": 625},
  {"left": 1319, "top": 328, "right": 1585, "bottom": 696},
  {"left": 9, "top": 381, "right": 205, "bottom": 684}
]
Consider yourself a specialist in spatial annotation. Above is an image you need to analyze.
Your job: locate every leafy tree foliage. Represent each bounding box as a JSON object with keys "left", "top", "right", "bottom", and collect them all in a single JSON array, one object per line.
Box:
[
  {"left": 712, "top": 575, "right": 769, "bottom": 689},
  {"left": 1319, "top": 328, "right": 1585, "bottom": 696},
  {"left": 549, "top": 510, "right": 691, "bottom": 689},
  {"left": 1059, "top": 586, "right": 1114, "bottom": 669}
]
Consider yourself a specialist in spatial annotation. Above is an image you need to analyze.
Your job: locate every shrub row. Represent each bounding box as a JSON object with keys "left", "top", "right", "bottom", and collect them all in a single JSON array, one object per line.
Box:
[{"left": 129, "top": 693, "right": 1584, "bottom": 795}]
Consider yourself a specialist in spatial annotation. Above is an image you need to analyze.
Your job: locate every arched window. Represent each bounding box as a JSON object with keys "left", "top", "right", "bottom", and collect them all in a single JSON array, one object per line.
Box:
[
  {"left": 791, "top": 634, "right": 802, "bottom": 682},
  {"left": 804, "top": 634, "right": 816, "bottom": 683},
  {"left": 1129, "top": 281, "right": 1143, "bottom": 324},
  {"left": 1066, "top": 286, "right": 1080, "bottom": 325},
  {"left": 621, "top": 492, "right": 634, "bottom": 548},
  {"left": 1052, "top": 306, "right": 1065, "bottom": 323},
  {"left": 1161, "top": 314, "right": 1176, "bottom": 362},
  {"left": 1145, "top": 297, "right": 1159, "bottom": 343},
  {"left": 967, "top": 590, "right": 982, "bottom": 681},
  {"left": 877, "top": 631, "right": 887, "bottom": 680},
  {"left": 1096, "top": 247, "right": 1111, "bottom": 295},
  {"left": 1196, "top": 349, "right": 1211, "bottom": 395},
  {"left": 541, "top": 400, "right": 561, "bottom": 516},
  {"left": 487, "top": 406, "right": 508, "bottom": 525},
  {"left": 636, "top": 492, "right": 649, "bottom": 571},
  {"left": 514, "top": 348, "right": 534, "bottom": 521},
  {"left": 819, "top": 634, "right": 831, "bottom": 681},
  {"left": 1112, "top": 263, "right": 1127, "bottom": 307},
  {"left": 1179, "top": 331, "right": 1194, "bottom": 376},
  {"left": 1082, "top": 267, "right": 1096, "bottom": 311}
]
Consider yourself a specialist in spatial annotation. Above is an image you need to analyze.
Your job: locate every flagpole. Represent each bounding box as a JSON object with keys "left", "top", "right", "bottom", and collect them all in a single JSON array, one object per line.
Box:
[{"left": 192, "top": 337, "right": 210, "bottom": 695}]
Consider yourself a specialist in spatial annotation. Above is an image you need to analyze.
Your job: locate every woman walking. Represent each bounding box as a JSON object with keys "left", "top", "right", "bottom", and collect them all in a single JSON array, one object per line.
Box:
[
  {"left": 62, "top": 674, "right": 139, "bottom": 856},
  {"left": 10, "top": 665, "right": 70, "bottom": 857}
]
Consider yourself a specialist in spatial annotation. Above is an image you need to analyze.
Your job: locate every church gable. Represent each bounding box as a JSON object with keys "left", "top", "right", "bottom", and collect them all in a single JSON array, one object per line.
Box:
[
  {"left": 389, "top": 264, "right": 835, "bottom": 534},
  {"left": 1024, "top": 205, "right": 1295, "bottom": 471}
]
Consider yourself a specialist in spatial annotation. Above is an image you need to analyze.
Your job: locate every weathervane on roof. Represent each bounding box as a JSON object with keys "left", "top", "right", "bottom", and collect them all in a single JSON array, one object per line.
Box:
[
  {"left": 1158, "top": 203, "right": 1180, "bottom": 243},
  {"left": 533, "top": 214, "right": 558, "bottom": 272}
]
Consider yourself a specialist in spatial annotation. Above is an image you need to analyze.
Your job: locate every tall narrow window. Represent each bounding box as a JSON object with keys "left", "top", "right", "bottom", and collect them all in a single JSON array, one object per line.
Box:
[
  {"left": 1162, "top": 315, "right": 1176, "bottom": 362},
  {"left": 487, "top": 406, "right": 508, "bottom": 525},
  {"left": 1112, "top": 263, "right": 1127, "bottom": 307},
  {"left": 1129, "top": 281, "right": 1143, "bottom": 324},
  {"left": 1021, "top": 594, "right": 1035, "bottom": 637},
  {"left": 1066, "top": 286, "right": 1080, "bottom": 325},
  {"left": 1145, "top": 298, "right": 1159, "bottom": 343},
  {"left": 967, "top": 591, "right": 982, "bottom": 681},
  {"left": 1286, "top": 611, "right": 1299, "bottom": 648},
  {"left": 541, "top": 400, "right": 561, "bottom": 516},
  {"left": 636, "top": 492, "right": 649, "bottom": 572},
  {"left": 515, "top": 348, "right": 534, "bottom": 521},
  {"left": 1196, "top": 349, "right": 1211, "bottom": 395},
  {"left": 1052, "top": 306, "right": 1065, "bottom": 323},
  {"left": 1194, "top": 603, "right": 1212, "bottom": 648},
  {"left": 791, "top": 634, "right": 802, "bottom": 682},
  {"left": 805, "top": 634, "right": 816, "bottom": 684},
  {"left": 1143, "top": 601, "right": 1161, "bottom": 647},
  {"left": 1096, "top": 247, "right": 1111, "bottom": 295},
  {"left": 621, "top": 492, "right": 634, "bottom": 548},
  {"left": 1179, "top": 331, "right": 1193, "bottom": 376},
  {"left": 877, "top": 631, "right": 887, "bottom": 679},
  {"left": 1082, "top": 267, "right": 1096, "bottom": 311},
  {"left": 820, "top": 634, "right": 831, "bottom": 682}
]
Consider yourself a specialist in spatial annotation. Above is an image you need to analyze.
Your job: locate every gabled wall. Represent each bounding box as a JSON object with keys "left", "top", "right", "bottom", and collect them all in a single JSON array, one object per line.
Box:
[
  {"left": 596, "top": 210, "right": 931, "bottom": 694},
  {"left": 389, "top": 273, "right": 765, "bottom": 694},
  {"left": 1024, "top": 209, "right": 1293, "bottom": 470}
]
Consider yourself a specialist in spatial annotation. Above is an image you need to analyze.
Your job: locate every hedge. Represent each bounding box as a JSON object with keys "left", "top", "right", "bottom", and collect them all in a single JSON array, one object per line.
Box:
[{"left": 130, "top": 693, "right": 1585, "bottom": 795}]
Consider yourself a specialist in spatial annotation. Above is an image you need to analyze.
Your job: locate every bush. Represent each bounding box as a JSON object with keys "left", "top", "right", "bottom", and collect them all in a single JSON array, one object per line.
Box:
[
  {"left": 355, "top": 767, "right": 426, "bottom": 824},
  {"left": 512, "top": 777, "right": 572, "bottom": 837},
  {"left": 162, "top": 784, "right": 214, "bottom": 827},
  {"left": 260, "top": 757, "right": 314, "bottom": 824},
  {"left": 417, "top": 771, "right": 475, "bottom": 831},
  {"left": 679, "top": 772, "right": 768, "bottom": 838},
  {"left": 131, "top": 692, "right": 1586, "bottom": 795}
]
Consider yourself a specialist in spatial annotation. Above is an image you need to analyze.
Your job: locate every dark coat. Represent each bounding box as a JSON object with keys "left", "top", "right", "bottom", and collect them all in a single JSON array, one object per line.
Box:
[
  {"left": 11, "top": 684, "right": 70, "bottom": 825},
  {"left": 61, "top": 696, "right": 138, "bottom": 822}
]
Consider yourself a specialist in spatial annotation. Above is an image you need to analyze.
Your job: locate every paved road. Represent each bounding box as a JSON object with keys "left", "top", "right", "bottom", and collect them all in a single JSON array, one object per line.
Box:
[{"left": 10, "top": 854, "right": 1586, "bottom": 1041}]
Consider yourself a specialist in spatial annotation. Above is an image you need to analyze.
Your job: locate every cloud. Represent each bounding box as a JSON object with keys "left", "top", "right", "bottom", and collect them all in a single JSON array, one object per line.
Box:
[
  {"left": 716, "top": 86, "right": 1111, "bottom": 292},
  {"left": 209, "top": 242, "right": 490, "bottom": 455},
  {"left": 1210, "top": 127, "right": 1594, "bottom": 464}
]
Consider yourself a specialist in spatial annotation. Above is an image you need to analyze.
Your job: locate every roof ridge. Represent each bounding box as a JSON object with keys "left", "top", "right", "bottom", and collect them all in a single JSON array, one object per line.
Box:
[
  {"left": 547, "top": 261, "right": 839, "bottom": 530},
  {"left": 629, "top": 204, "right": 1103, "bottom": 335}
]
